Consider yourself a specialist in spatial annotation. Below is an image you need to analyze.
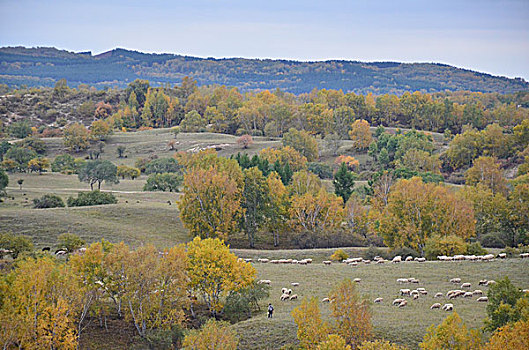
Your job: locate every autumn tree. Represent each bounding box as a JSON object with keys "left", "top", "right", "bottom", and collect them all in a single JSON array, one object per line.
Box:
[
  {"left": 334, "top": 155, "right": 359, "bottom": 171},
  {"left": 290, "top": 188, "right": 345, "bottom": 234},
  {"left": 64, "top": 123, "right": 90, "bottom": 152},
  {"left": 180, "top": 110, "right": 206, "bottom": 132},
  {"left": 372, "top": 177, "right": 475, "bottom": 255},
  {"left": 485, "top": 277, "right": 529, "bottom": 332},
  {"left": 291, "top": 297, "right": 330, "bottom": 350},
  {"left": 349, "top": 119, "right": 372, "bottom": 151},
  {"left": 465, "top": 156, "right": 507, "bottom": 195},
  {"left": 90, "top": 119, "right": 112, "bottom": 141},
  {"left": 266, "top": 171, "right": 290, "bottom": 246},
  {"left": 186, "top": 237, "right": 255, "bottom": 314},
  {"left": 334, "top": 162, "right": 355, "bottom": 203},
  {"left": 117, "top": 165, "right": 140, "bottom": 179},
  {"left": 358, "top": 340, "right": 407, "bottom": 350},
  {"left": 237, "top": 134, "right": 253, "bottom": 149},
  {"left": 290, "top": 169, "right": 322, "bottom": 196},
  {"left": 282, "top": 128, "right": 319, "bottom": 162},
  {"left": 317, "top": 334, "right": 351, "bottom": 350},
  {"left": 329, "top": 279, "right": 372, "bottom": 347},
  {"left": 419, "top": 312, "right": 482, "bottom": 350},
  {"left": 345, "top": 195, "right": 370, "bottom": 240},
  {"left": 486, "top": 319, "right": 529, "bottom": 349},
  {"left": 182, "top": 319, "right": 238, "bottom": 350},
  {"left": 259, "top": 146, "right": 308, "bottom": 172},
  {"left": 28, "top": 157, "right": 50, "bottom": 174}
]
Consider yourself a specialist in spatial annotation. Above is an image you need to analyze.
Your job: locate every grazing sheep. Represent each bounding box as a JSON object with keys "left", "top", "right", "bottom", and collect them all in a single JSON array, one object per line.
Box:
[
  {"left": 410, "top": 278, "right": 420, "bottom": 284},
  {"left": 281, "top": 288, "right": 288, "bottom": 294},
  {"left": 417, "top": 288, "right": 426, "bottom": 292},
  {"left": 322, "top": 297, "right": 331, "bottom": 303},
  {"left": 353, "top": 278, "right": 361, "bottom": 283},
  {"left": 498, "top": 253, "right": 507, "bottom": 259},
  {"left": 431, "top": 303, "right": 441, "bottom": 309},
  {"left": 298, "top": 260, "right": 308, "bottom": 265},
  {"left": 289, "top": 294, "right": 298, "bottom": 300},
  {"left": 392, "top": 256, "right": 402, "bottom": 263},
  {"left": 520, "top": 253, "right": 529, "bottom": 259},
  {"left": 348, "top": 262, "right": 358, "bottom": 266},
  {"left": 287, "top": 289, "right": 292, "bottom": 295},
  {"left": 434, "top": 292, "right": 444, "bottom": 298},
  {"left": 398, "top": 300, "right": 408, "bottom": 308},
  {"left": 461, "top": 283, "right": 472, "bottom": 289},
  {"left": 377, "top": 259, "right": 386, "bottom": 264},
  {"left": 411, "top": 290, "right": 419, "bottom": 296},
  {"left": 521, "top": 289, "right": 529, "bottom": 294},
  {"left": 258, "top": 258, "right": 269, "bottom": 263},
  {"left": 442, "top": 304, "right": 454, "bottom": 311},
  {"left": 393, "top": 298, "right": 406, "bottom": 305},
  {"left": 280, "top": 294, "right": 290, "bottom": 301},
  {"left": 397, "top": 278, "right": 409, "bottom": 284},
  {"left": 486, "top": 280, "right": 496, "bottom": 286},
  {"left": 55, "top": 250, "right": 67, "bottom": 256},
  {"left": 478, "top": 280, "right": 488, "bottom": 285},
  {"left": 477, "top": 296, "right": 489, "bottom": 302},
  {"left": 291, "top": 282, "right": 299, "bottom": 287},
  {"left": 450, "top": 278, "right": 461, "bottom": 284},
  {"left": 473, "top": 290, "right": 483, "bottom": 296},
  {"left": 463, "top": 292, "right": 474, "bottom": 298},
  {"left": 258, "top": 280, "right": 271, "bottom": 285},
  {"left": 374, "top": 298, "right": 383, "bottom": 303},
  {"left": 323, "top": 260, "right": 332, "bottom": 265},
  {"left": 405, "top": 256, "right": 413, "bottom": 262},
  {"left": 363, "top": 259, "right": 371, "bottom": 264},
  {"left": 400, "top": 289, "right": 411, "bottom": 296},
  {"left": 413, "top": 294, "right": 419, "bottom": 300},
  {"left": 415, "top": 257, "right": 426, "bottom": 262},
  {"left": 419, "top": 290, "right": 428, "bottom": 295}
]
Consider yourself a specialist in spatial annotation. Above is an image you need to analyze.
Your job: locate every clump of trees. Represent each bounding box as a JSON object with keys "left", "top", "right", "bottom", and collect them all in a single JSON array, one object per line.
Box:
[{"left": 67, "top": 190, "right": 117, "bottom": 207}]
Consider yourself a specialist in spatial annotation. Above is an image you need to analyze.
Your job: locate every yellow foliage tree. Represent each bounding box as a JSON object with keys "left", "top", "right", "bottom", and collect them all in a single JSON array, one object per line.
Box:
[
  {"left": 182, "top": 319, "right": 238, "bottom": 350},
  {"left": 259, "top": 146, "right": 308, "bottom": 172},
  {"left": 28, "top": 157, "right": 50, "bottom": 174},
  {"left": 290, "top": 169, "right": 323, "bottom": 196},
  {"left": 63, "top": 123, "right": 90, "bottom": 152},
  {"left": 334, "top": 155, "right": 359, "bottom": 171},
  {"left": 186, "top": 237, "right": 256, "bottom": 314},
  {"left": 329, "top": 279, "right": 373, "bottom": 347},
  {"left": 358, "top": 339, "right": 407, "bottom": 350},
  {"left": 266, "top": 171, "right": 290, "bottom": 246},
  {"left": 90, "top": 119, "right": 112, "bottom": 141},
  {"left": 485, "top": 319, "right": 529, "bottom": 349},
  {"left": 465, "top": 156, "right": 507, "bottom": 195},
  {"left": 290, "top": 188, "right": 345, "bottom": 234},
  {"left": 419, "top": 312, "right": 482, "bottom": 350},
  {"left": 291, "top": 297, "right": 330, "bottom": 350},
  {"left": 349, "top": 119, "right": 372, "bottom": 151},
  {"left": 317, "top": 334, "right": 352, "bottom": 350}
]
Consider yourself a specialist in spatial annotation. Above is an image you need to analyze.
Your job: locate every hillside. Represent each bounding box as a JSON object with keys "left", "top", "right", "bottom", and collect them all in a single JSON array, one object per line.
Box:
[{"left": 1, "top": 46, "right": 528, "bottom": 94}]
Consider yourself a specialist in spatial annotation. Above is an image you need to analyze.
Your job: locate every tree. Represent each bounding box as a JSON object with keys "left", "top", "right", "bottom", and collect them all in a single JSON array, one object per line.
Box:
[
  {"left": 329, "top": 279, "right": 372, "bottom": 347},
  {"left": 349, "top": 119, "right": 372, "bottom": 151},
  {"left": 241, "top": 167, "right": 271, "bottom": 247},
  {"left": 186, "top": 237, "right": 255, "bottom": 314},
  {"left": 0, "top": 140, "right": 12, "bottom": 161},
  {"left": 419, "top": 312, "right": 482, "bottom": 350},
  {"left": 237, "top": 134, "right": 253, "bottom": 149},
  {"left": 373, "top": 177, "right": 475, "bottom": 255},
  {"left": 53, "top": 78, "right": 69, "bottom": 99},
  {"left": 144, "top": 173, "right": 182, "bottom": 192},
  {"left": 0, "top": 169, "right": 8, "bottom": 194},
  {"left": 8, "top": 121, "right": 32, "bottom": 139},
  {"left": 290, "top": 188, "right": 345, "bottom": 234},
  {"left": 52, "top": 154, "right": 77, "bottom": 173},
  {"left": 485, "top": 277, "right": 528, "bottom": 332},
  {"left": 171, "top": 126, "right": 181, "bottom": 139},
  {"left": 334, "top": 155, "right": 359, "bottom": 171},
  {"left": 359, "top": 340, "right": 407, "bottom": 350},
  {"left": 486, "top": 319, "right": 529, "bottom": 349},
  {"left": 266, "top": 171, "right": 290, "bottom": 246},
  {"left": 16, "top": 137, "right": 46, "bottom": 154},
  {"left": 182, "top": 319, "right": 238, "bottom": 350},
  {"left": 0, "top": 233, "right": 33, "bottom": 258},
  {"left": 63, "top": 123, "right": 90, "bottom": 152},
  {"left": 317, "top": 334, "right": 351, "bottom": 350},
  {"left": 324, "top": 133, "right": 343, "bottom": 156},
  {"left": 28, "top": 157, "right": 50, "bottom": 174},
  {"left": 117, "top": 165, "right": 140, "bottom": 180},
  {"left": 57, "top": 233, "right": 85, "bottom": 252},
  {"left": 334, "top": 162, "right": 355, "bottom": 203},
  {"left": 465, "top": 156, "right": 507, "bottom": 195},
  {"left": 144, "top": 157, "right": 182, "bottom": 174},
  {"left": 78, "top": 160, "right": 119, "bottom": 190},
  {"left": 90, "top": 119, "right": 111, "bottom": 141},
  {"left": 282, "top": 128, "right": 319, "bottom": 162},
  {"left": 5, "top": 146, "right": 37, "bottom": 172},
  {"left": 291, "top": 297, "right": 330, "bottom": 350},
  {"left": 290, "top": 170, "right": 322, "bottom": 197},
  {"left": 180, "top": 110, "right": 206, "bottom": 132},
  {"left": 259, "top": 146, "right": 308, "bottom": 172},
  {"left": 117, "top": 145, "right": 126, "bottom": 158}
]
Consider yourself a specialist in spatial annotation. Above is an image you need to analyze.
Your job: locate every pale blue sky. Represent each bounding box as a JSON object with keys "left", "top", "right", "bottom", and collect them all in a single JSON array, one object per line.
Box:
[{"left": 1, "top": 0, "right": 528, "bottom": 79}]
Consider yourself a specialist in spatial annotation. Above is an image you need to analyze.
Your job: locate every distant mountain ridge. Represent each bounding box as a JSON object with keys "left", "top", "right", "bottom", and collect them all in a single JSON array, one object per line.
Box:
[{"left": 0, "top": 46, "right": 527, "bottom": 94}]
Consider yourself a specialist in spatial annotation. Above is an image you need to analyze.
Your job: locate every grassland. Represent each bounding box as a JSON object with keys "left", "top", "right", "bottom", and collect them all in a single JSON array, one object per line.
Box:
[{"left": 234, "top": 258, "right": 529, "bottom": 349}]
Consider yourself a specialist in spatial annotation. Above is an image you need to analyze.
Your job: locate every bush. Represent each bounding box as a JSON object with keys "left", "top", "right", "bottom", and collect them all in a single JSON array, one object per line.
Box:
[
  {"left": 330, "top": 249, "right": 349, "bottom": 261},
  {"left": 0, "top": 233, "right": 33, "bottom": 258},
  {"left": 480, "top": 233, "right": 506, "bottom": 248},
  {"left": 67, "top": 190, "right": 117, "bottom": 207},
  {"left": 389, "top": 246, "right": 420, "bottom": 259},
  {"left": 466, "top": 241, "right": 488, "bottom": 256},
  {"left": 424, "top": 235, "right": 468, "bottom": 260},
  {"left": 57, "top": 233, "right": 85, "bottom": 252},
  {"left": 33, "top": 194, "right": 65, "bottom": 209},
  {"left": 223, "top": 282, "right": 270, "bottom": 323},
  {"left": 308, "top": 162, "right": 333, "bottom": 179},
  {"left": 363, "top": 246, "right": 389, "bottom": 260}
]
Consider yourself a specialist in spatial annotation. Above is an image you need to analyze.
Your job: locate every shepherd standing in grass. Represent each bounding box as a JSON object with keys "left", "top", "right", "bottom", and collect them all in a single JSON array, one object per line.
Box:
[{"left": 268, "top": 303, "right": 274, "bottom": 318}]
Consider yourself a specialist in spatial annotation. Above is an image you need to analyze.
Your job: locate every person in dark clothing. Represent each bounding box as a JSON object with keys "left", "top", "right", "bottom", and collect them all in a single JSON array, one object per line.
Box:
[{"left": 267, "top": 303, "right": 274, "bottom": 318}]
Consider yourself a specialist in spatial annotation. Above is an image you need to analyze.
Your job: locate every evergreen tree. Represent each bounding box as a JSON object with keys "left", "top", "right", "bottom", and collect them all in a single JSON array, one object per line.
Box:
[{"left": 334, "top": 162, "right": 355, "bottom": 203}]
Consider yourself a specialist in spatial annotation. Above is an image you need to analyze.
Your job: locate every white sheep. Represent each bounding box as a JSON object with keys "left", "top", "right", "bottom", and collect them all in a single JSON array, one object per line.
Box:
[
  {"left": 486, "top": 280, "right": 496, "bottom": 286},
  {"left": 393, "top": 298, "right": 405, "bottom": 305},
  {"left": 472, "top": 290, "right": 483, "bottom": 296},
  {"left": 374, "top": 297, "right": 383, "bottom": 303},
  {"left": 461, "top": 283, "right": 472, "bottom": 289},
  {"left": 321, "top": 297, "right": 331, "bottom": 303},
  {"left": 442, "top": 303, "right": 454, "bottom": 311},
  {"left": 520, "top": 253, "right": 529, "bottom": 259},
  {"left": 400, "top": 289, "right": 411, "bottom": 296},
  {"left": 258, "top": 280, "right": 271, "bottom": 285},
  {"left": 392, "top": 256, "right": 402, "bottom": 263},
  {"left": 450, "top": 278, "right": 461, "bottom": 284},
  {"left": 258, "top": 258, "right": 269, "bottom": 263},
  {"left": 291, "top": 282, "right": 300, "bottom": 287},
  {"left": 323, "top": 260, "right": 332, "bottom": 265},
  {"left": 415, "top": 257, "right": 426, "bottom": 262},
  {"left": 497, "top": 253, "right": 507, "bottom": 259},
  {"left": 280, "top": 294, "right": 290, "bottom": 301},
  {"left": 430, "top": 303, "right": 441, "bottom": 309},
  {"left": 397, "top": 278, "right": 409, "bottom": 284},
  {"left": 289, "top": 294, "right": 298, "bottom": 300},
  {"left": 287, "top": 289, "right": 292, "bottom": 295},
  {"left": 281, "top": 288, "right": 288, "bottom": 294},
  {"left": 477, "top": 296, "right": 489, "bottom": 302},
  {"left": 353, "top": 278, "right": 361, "bottom": 283},
  {"left": 463, "top": 292, "right": 473, "bottom": 298},
  {"left": 434, "top": 292, "right": 444, "bottom": 298},
  {"left": 405, "top": 256, "right": 413, "bottom": 262},
  {"left": 413, "top": 294, "right": 419, "bottom": 300},
  {"left": 410, "top": 278, "right": 420, "bottom": 284},
  {"left": 398, "top": 300, "right": 408, "bottom": 308}
]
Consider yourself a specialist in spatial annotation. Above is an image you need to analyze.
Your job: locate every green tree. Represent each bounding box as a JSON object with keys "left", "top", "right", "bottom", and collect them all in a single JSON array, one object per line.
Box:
[
  {"left": 0, "top": 233, "right": 33, "bottom": 258},
  {"left": 144, "top": 173, "right": 182, "bottom": 192},
  {"left": 78, "top": 160, "right": 119, "bottom": 190},
  {"left": 334, "top": 162, "right": 355, "bottom": 203},
  {"left": 57, "top": 233, "right": 85, "bottom": 252},
  {"left": 5, "top": 147, "right": 37, "bottom": 172},
  {"left": 0, "top": 169, "right": 8, "bottom": 195},
  {"left": 180, "top": 110, "right": 206, "bottom": 132},
  {"left": 241, "top": 167, "right": 271, "bottom": 248},
  {"left": 52, "top": 154, "right": 76, "bottom": 173},
  {"left": 485, "top": 277, "right": 528, "bottom": 331},
  {"left": 116, "top": 145, "right": 126, "bottom": 158},
  {"left": 7, "top": 121, "right": 32, "bottom": 139},
  {"left": 0, "top": 140, "right": 12, "bottom": 161}
]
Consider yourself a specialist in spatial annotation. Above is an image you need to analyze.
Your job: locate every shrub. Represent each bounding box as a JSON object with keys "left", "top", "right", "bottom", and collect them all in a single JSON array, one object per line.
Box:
[
  {"left": 57, "top": 233, "right": 85, "bottom": 252},
  {"left": 330, "top": 249, "right": 349, "bottom": 261},
  {"left": 485, "top": 276, "right": 528, "bottom": 332},
  {"left": 424, "top": 235, "right": 468, "bottom": 260},
  {"left": 389, "top": 246, "right": 420, "bottom": 259},
  {"left": 67, "top": 190, "right": 117, "bottom": 207},
  {"left": 466, "top": 241, "right": 488, "bottom": 256},
  {"left": 144, "top": 157, "right": 182, "bottom": 175},
  {"left": 223, "top": 282, "right": 270, "bottom": 323},
  {"left": 33, "top": 194, "right": 65, "bottom": 209},
  {"left": 481, "top": 233, "right": 506, "bottom": 248},
  {"left": 182, "top": 319, "right": 238, "bottom": 350},
  {"left": 0, "top": 233, "right": 33, "bottom": 258}
]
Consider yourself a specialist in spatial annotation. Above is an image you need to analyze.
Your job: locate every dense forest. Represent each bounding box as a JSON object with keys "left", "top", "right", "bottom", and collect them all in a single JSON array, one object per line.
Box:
[{"left": 1, "top": 46, "right": 528, "bottom": 94}]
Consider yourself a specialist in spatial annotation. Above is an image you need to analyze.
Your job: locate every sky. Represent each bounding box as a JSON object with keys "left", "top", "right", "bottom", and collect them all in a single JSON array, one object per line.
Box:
[{"left": 1, "top": 0, "right": 528, "bottom": 79}]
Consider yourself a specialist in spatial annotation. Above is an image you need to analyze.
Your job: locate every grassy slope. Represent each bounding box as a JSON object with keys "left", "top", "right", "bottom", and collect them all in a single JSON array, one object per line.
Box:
[{"left": 234, "top": 259, "right": 529, "bottom": 349}]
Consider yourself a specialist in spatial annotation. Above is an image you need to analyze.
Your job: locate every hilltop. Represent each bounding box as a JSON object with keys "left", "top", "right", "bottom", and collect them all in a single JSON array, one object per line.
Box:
[{"left": 1, "top": 46, "right": 528, "bottom": 94}]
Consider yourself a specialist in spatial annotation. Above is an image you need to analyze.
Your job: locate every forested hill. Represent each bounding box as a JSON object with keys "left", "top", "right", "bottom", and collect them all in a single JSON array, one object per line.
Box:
[{"left": 1, "top": 46, "right": 528, "bottom": 94}]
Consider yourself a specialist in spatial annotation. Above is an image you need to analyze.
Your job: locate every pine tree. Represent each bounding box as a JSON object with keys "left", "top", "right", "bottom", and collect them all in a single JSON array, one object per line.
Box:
[{"left": 334, "top": 162, "right": 355, "bottom": 203}]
